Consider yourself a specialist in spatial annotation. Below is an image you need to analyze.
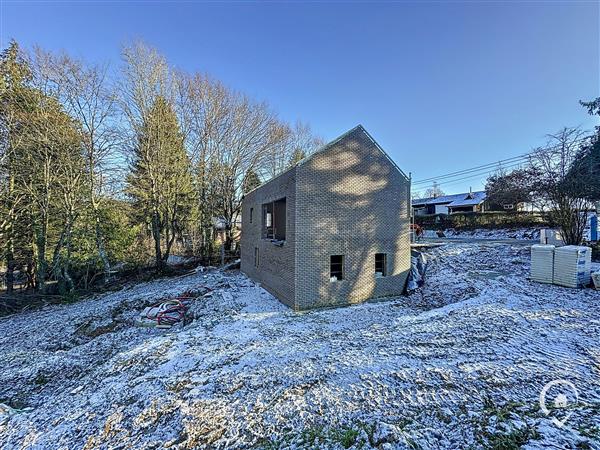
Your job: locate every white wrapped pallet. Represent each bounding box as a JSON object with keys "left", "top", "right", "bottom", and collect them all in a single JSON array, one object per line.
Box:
[
  {"left": 530, "top": 244, "right": 555, "bottom": 284},
  {"left": 553, "top": 245, "right": 592, "bottom": 288},
  {"left": 592, "top": 272, "right": 600, "bottom": 290},
  {"left": 540, "top": 229, "right": 565, "bottom": 246}
]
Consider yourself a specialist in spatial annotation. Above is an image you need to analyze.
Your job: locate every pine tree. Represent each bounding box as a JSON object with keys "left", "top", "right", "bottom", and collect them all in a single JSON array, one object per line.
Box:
[
  {"left": 242, "top": 169, "right": 261, "bottom": 194},
  {"left": 287, "top": 148, "right": 306, "bottom": 168},
  {"left": 0, "top": 41, "right": 35, "bottom": 293},
  {"left": 126, "top": 96, "right": 194, "bottom": 270}
]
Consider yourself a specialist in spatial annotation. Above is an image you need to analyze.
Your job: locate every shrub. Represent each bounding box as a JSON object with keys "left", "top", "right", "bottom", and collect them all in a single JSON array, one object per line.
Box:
[{"left": 415, "top": 212, "right": 550, "bottom": 231}]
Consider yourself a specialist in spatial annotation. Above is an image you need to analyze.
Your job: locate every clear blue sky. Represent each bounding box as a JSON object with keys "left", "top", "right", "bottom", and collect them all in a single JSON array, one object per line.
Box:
[{"left": 2, "top": 1, "right": 598, "bottom": 194}]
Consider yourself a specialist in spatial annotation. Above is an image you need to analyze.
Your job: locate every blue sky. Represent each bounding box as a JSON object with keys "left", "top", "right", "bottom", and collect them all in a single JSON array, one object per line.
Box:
[{"left": 2, "top": 1, "right": 598, "bottom": 194}]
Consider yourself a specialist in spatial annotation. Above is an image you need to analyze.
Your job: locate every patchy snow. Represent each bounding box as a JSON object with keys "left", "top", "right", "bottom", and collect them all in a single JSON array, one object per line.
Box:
[
  {"left": 1, "top": 243, "right": 599, "bottom": 449},
  {"left": 423, "top": 227, "right": 540, "bottom": 240}
]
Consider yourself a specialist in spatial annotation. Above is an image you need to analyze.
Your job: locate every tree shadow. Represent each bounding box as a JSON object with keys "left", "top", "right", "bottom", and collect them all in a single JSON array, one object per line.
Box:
[{"left": 296, "top": 127, "right": 410, "bottom": 309}]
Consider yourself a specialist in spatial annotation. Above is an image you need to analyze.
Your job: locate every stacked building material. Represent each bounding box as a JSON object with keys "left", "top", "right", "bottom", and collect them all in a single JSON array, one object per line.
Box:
[
  {"left": 553, "top": 245, "right": 592, "bottom": 288},
  {"left": 530, "top": 244, "right": 556, "bottom": 284},
  {"left": 540, "top": 229, "right": 564, "bottom": 246},
  {"left": 592, "top": 271, "right": 600, "bottom": 290}
]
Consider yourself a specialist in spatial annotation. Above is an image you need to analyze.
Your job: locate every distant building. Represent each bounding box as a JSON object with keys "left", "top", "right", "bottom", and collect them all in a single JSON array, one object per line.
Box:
[
  {"left": 412, "top": 190, "right": 487, "bottom": 215},
  {"left": 486, "top": 201, "right": 529, "bottom": 212},
  {"left": 241, "top": 125, "right": 411, "bottom": 311}
]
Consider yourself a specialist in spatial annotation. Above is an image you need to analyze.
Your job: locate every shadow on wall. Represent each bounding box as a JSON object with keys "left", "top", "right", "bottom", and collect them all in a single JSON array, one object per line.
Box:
[{"left": 302, "top": 135, "right": 408, "bottom": 306}]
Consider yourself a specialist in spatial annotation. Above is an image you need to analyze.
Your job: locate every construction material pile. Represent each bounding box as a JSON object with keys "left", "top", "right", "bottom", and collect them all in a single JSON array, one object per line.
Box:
[
  {"left": 553, "top": 246, "right": 592, "bottom": 288},
  {"left": 136, "top": 287, "right": 213, "bottom": 328},
  {"left": 406, "top": 249, "right": 427, "bottom": 291},
  {"left": 531, "top": 244, "right": 593, "bottom": 288},
  {"left": 530, "top": 244, "right": 555, "bottom": 284}
]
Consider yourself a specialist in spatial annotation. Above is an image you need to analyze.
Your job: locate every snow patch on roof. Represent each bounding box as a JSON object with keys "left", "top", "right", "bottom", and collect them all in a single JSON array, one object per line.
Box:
[{"left": 413, "top": 191, "right": 486, "bottom": 207}]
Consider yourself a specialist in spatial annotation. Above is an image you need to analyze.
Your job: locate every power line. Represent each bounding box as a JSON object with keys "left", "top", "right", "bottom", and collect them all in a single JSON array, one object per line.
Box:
[
  {"left": 415, "top": 160, "right": 528, "bottom": 190},
  {"left": 412, "top": 159, "right": 529, "bottom": 187},
  {"left": 412, "top": 154, "right": 529, "bottom": 185},
  {"left": 436, "top": 162, "right": 523, "bottom": 186},
  {"left": 412, "top": 137, "right": 590, "bottom": 187}
]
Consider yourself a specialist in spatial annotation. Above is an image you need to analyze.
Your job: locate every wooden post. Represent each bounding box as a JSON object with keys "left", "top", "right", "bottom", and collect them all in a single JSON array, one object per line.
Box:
[{"left": 220, "top": 231, "right": 225, "bottom": 266}]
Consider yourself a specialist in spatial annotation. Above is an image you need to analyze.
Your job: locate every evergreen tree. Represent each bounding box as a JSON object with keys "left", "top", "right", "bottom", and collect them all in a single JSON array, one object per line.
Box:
[
  {"left": 571, "top": 98, "right": 600, "bottom": 201},
  {"left": 287, "top": 148, "right": 306, "bottom": 168},
  {"left": 242, "top": 169, "right": 261, "bottom": 194},
  {"left": 126, "top": 96, "right": 194, "bottom": 270},
  {"left": 0, "top": 41, "right": 36, "bottom": 293},
  {"left": 1, "top": 41, "right": 86, "bottom": 292}
]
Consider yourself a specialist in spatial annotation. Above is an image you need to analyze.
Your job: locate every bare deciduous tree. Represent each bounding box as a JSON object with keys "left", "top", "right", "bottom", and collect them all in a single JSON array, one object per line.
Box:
[
  {"left": 1, "top": 39, "right": 323, "bottom": 299},
  {"left": 424, "top": 181, "right": 444, "bottom": 199},
  {"left": 529, "top": 127, "right": 592, "bottom": 245},
  {"left": 35, "top": 49, "right": 119, "bottom": 280}
]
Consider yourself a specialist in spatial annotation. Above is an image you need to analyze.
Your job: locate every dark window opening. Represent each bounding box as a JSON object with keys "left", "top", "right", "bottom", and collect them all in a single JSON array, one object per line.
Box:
[
  {"left": 375, "top": 253, "right": 387, "bottom": 277},
  {"left": 262, "top": 203, "right": 273, "bottom": 239},
  {"left": 330, "top": 255, "right": 344, "bottom": 281},
  {"left": 254, "top": 247, "right": 259, "bottom": 267},
  {"left": 250, "top": 207, "right": 253, "bottom": 223},
  {"left": 262, "top": 197, "right": 286, "bottom": 240}
]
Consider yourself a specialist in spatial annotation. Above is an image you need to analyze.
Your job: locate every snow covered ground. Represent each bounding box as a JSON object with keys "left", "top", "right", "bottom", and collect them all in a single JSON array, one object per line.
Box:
[
  {"left": 1, "top": 243, "right": 599, "bottom": 449},
  {"left": 423, "top": 228, "right": 540, "bottom": 240},
  {"left": 424, "top": 212, "right": 598, "bottom": 242}
]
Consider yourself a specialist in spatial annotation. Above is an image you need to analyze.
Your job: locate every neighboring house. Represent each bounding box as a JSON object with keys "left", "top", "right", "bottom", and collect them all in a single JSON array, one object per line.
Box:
[
  {"left": 212, "top": 216, "right": 242, "bottom": 231},
  {"left": 212, "top": 216, "right": 242, "bottom": 248},
  {"left": 486, "top": 202, "right": 529, "bottom": 212},
  {"left": 241, "top": 125, "right": 411, "bottom": 311},
  {"left": 412, "top": 190, "right": 487, "bottom": 215}
]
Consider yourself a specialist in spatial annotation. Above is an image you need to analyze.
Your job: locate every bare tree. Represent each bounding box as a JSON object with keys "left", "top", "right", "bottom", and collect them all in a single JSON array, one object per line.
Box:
[
  {"left": 180, "top": 72, "right": 228, "bottom": 258},
  {"left": 529, "top": 127, "right": 592, "bottom": 245},
  {"left": 120, "top": 43, "right": 195, "bottom": 270},
  {"left": 35, "top": 49, "right": 119, "bottom": 280},
  {"left": 424, "top": 181, "right": 444, "bottom": 199},
  {"left": 182, "top": 72, "right": 294, "bottom": 252},
  {"left": 261, "top": 120, "right": 323, "bottom": 179},
  {"left": 262, "top": 122, "right": 293, "bottom": 179}
]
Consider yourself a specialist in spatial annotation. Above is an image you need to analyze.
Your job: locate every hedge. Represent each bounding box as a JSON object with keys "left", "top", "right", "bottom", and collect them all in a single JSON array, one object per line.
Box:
[{"left": 414, "top": 212, "right": 551, "bottom": 231}]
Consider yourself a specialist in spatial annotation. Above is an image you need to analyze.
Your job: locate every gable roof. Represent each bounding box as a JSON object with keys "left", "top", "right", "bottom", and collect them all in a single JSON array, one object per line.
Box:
[
  {"left": 296, "top": 124, "right": 409, "bottom": 180},
  {"left": 411, "top": 196, "right": 435, "bottom": 207},
  {"left": 446, "top": 191, "right": 487, "bottom": 207},
  {"left": 245, "top": 125, "right": 409, "bottom": 196},
  {"left": 412, "top": 191, "right": 487, "bottom": 207}
]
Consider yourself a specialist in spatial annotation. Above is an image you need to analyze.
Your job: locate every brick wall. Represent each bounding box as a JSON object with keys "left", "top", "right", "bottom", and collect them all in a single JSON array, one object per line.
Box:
[
  {"left": 240, "top": 167, "right": 297, "bottom": 308},
  {"left": 294, "top": 126, "right": 411, "bottom": 310},
  {"left": 241, "top": 126, "right": 411, "bottom": 311}
]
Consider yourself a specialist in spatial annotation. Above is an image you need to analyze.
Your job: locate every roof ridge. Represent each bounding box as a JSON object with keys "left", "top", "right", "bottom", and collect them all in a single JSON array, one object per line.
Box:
[
  {"left": 413, "top": 190, "right": 486, "bottom": 205},
  {"left": 357, "top": 126, "right": 410, "bottom": 181},
  {"left": 244, "top": 125, "right": 370, "bottom": 196},
  {"left": 243, "top": 125, "right": 410, "bottom": 196},
  {"left": 296, "top": 124, "right": 364, "bottom": 168}
]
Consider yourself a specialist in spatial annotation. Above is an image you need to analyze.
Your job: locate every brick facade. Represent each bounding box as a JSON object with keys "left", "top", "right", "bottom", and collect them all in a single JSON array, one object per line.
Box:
[
  {"left": 240, "top": 167, "right": 297, "bottom": 308},
  {"left": 241, "top": 125, "right": 411, "bottom": 311}
]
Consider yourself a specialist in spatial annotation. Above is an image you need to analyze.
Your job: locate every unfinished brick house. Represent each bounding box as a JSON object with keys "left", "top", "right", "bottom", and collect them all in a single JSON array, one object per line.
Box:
[{"left": 240, "top": 125, "right": 411, "bottom": 310}]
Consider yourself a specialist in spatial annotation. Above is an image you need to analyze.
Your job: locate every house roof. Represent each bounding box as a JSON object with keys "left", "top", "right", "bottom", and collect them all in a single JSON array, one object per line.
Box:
[
  {"left": 411, "top": 197, "right": 435, "bottom": 207},
  {"left": 412, "top": 191, "right": 487, "bottom": 207},
  {"left": 244, "top": 125, "right": 409, "bottom": 196}
]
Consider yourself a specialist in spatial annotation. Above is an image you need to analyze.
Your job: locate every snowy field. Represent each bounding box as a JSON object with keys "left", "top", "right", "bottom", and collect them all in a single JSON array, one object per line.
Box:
[
  {"left": 1, "top": 243, "right": 599, "bottom": 449},
  {"left": 423, "top": 212, "right": 598, "bottom": 242},
  {"left": 422, "top": 228, "right": 540, "bottom": 240}
]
